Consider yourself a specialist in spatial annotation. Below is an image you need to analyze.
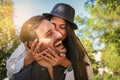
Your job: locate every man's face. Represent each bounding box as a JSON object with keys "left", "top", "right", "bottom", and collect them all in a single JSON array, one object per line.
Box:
[{"left": 34, "top": 20, "right": 67, "bottom": 54}]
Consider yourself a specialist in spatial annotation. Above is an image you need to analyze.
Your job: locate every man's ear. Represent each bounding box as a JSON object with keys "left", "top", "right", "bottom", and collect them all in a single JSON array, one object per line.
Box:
[{"left": 27, "top": 41, "right": 33, "bottom": 49}]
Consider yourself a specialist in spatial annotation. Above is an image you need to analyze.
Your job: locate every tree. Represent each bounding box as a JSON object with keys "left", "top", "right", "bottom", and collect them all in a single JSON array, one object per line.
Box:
[
  {"left": 75, "top": 0, "right": 120, "bottom": 79},
  {"left": 0, "top": 0, "right": 20, "bottom": 79}
]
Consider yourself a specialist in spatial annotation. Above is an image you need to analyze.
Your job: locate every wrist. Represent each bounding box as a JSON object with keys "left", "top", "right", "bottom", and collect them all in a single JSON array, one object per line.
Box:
[
  {"left": 64, "top": 64, "right": 73, "bottom": 74},
  {"left": 62, "top": 59, "right": 71, "bottom": 68}
]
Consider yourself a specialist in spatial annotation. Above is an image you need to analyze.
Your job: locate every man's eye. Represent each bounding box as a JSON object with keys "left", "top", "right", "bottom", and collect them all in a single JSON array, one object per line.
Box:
[{"left": 47, "top": 32, "right": 53, "bottom": 37}]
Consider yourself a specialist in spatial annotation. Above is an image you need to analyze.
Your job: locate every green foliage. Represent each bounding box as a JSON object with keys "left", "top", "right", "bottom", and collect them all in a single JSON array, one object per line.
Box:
[
  {"left": 0, "top": 0, "right": 20, "bottom": 79},
  {"left": 101, "top": 43, "right": 120, "bottom": 73},
  {"left": 76, "top": 0, "right": 120, "bottom": 79}
]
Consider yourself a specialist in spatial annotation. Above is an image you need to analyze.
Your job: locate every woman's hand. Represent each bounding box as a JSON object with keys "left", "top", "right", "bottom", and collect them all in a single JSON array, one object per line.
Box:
[
  {"left": 24, "top": 39, "right": 43, "bottom": 67},
  {"left": 40, "top": 47, "right": 71, "bottom": 67}
]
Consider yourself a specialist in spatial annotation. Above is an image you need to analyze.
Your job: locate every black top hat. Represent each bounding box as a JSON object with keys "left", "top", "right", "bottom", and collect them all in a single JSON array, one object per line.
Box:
[{"left": 43, "top": 3, "right": 78, "bottom": 29}]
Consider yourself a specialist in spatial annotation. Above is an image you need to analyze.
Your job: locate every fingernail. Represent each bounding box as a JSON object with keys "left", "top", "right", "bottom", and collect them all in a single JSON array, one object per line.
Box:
[
  {"left": 34, "top": 38, "right": 37, "bottom": 41},
  {"left": 38, "top": 42, "right": 41, "bottom": 45},
  {"left": 48, "top": 47, "right": 50, "bottom": 50}
]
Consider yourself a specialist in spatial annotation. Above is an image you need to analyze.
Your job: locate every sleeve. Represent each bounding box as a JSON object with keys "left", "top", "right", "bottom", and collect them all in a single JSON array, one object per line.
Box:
[
  {"left": 86, "top": 64, "right": 93, "bottom": 80},
  {"left": 14, "top": 57, "right": 24, "bottom": 73},
  {"left": 6, "top": 43, "right": 27, "bottom": 78},
  {"left": 65, "top": 70, "right": 75, "bottom": 80},
  {"left": 84, "top": 54, "right": 93, "bottom": 80}
]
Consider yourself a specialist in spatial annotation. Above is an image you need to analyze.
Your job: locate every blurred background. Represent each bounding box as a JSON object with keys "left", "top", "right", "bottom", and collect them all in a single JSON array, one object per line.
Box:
[{"left": 0, "top": 0, "right": 120, "bottom": 80}]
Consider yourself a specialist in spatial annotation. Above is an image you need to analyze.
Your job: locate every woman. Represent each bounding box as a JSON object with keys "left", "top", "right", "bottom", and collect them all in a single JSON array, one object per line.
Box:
[{"left": 42, "top": 3, "right": 92, "bottom": 80}]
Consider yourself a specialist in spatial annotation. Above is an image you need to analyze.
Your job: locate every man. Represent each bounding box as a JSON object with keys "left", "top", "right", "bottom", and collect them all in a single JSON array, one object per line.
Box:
[
  {"left": 11, "top": 15, "right": 67, "bottom": 80},
  {"left": 7, "top": 3, "right": 76, "bottom": 78}
]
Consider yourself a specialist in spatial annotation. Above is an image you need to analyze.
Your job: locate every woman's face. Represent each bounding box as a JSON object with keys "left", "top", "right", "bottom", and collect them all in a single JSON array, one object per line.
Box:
[{"left": 50, "top": 16, "right": 67, "bottom": 40}]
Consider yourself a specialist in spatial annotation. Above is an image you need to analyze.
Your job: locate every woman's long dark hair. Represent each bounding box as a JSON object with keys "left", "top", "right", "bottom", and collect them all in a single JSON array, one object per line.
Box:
[
  {"left": 63, "top": 22, "right": 89, "bottom": 80},
  {"left": 43, "top": 14, "right": 89, "bottom": 79}
]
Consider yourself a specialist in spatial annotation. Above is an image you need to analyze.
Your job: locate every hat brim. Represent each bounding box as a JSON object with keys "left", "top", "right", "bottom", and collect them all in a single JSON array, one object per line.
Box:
[{"left": 43, "top": 13, "right": 78, "bottom": 29}]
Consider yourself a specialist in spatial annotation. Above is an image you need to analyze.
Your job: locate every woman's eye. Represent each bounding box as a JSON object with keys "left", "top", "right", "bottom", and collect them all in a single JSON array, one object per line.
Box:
[{"left": 61, "top": 24, "right": 66, "bottom": 29}]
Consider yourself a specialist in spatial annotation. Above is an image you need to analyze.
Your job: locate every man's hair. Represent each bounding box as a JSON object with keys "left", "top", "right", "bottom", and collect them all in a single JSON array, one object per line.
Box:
[{"left": 20, "top": 15, "right": 45, "bottom": 43}]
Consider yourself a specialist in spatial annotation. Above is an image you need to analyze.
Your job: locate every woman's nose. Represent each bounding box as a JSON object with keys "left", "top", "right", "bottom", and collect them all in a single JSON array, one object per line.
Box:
[{"left": 55, "top": 25, "right": 59, "bottom": 31}]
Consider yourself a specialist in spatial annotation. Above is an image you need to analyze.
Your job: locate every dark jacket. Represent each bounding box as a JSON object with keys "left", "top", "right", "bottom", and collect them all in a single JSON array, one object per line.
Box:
[{"left": 10, "top": 62, "right": 66, "bottom": 80}]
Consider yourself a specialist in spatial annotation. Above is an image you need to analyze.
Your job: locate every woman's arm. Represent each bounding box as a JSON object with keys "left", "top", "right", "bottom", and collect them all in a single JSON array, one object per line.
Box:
[{"left": 6, "top": 43, "right": 26, "bottom": 78}]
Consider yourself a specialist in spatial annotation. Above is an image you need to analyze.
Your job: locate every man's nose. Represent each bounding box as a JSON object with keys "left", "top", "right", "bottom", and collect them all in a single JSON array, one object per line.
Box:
[{"left": 55, "top": 31, "right": 62, "bottom": 39}]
